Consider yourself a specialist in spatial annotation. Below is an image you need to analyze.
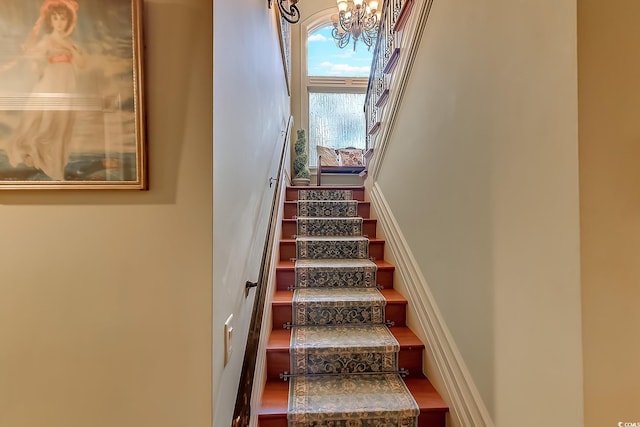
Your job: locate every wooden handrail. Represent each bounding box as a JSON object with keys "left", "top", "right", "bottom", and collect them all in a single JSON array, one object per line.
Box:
[{"left": 231, "top": 116, "right": 293, "bottom": 427}]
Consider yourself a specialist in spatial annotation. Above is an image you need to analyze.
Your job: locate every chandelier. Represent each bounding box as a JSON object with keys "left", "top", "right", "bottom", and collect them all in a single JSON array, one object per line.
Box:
[{"left": 331, "top": 0, "right": 381, "bottom": 51}]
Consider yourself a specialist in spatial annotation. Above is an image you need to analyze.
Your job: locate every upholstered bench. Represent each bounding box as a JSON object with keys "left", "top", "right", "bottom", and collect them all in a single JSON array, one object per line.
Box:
[{"left": 316, "top": 145, "right": 371, "bottom": 186}]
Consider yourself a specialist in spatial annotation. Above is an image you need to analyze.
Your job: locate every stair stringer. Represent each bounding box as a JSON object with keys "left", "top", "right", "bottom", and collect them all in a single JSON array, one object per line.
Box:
[
  {"left": 369, "top": 182, "right": 494, "bottom": 427},
  {"left": 248, "top": 174, "right": 289, "bottom": 427}
]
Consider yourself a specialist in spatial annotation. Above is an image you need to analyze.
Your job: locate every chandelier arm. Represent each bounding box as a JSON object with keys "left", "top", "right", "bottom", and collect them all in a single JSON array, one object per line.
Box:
[
  {"left": 331, "top": 26, "right": 352, "bottom": 49},
  {"left": 338, "top": 12, "right": 353, "bottom": 33},
  {"left": 364, "top": 22, "right": 378, "bottom": 37},
  {"left": 337, "top": 35, "right": 350, "bottom": 49},
  {"left": 363, "top": 14, "right": 378, "bottom": 30},
  {"left": 361, "top": 32, "right": 374, "bottom": 49}
]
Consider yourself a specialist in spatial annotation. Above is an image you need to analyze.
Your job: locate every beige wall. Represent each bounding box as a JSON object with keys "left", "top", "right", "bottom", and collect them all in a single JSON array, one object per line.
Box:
[
  {"left": 213, "top": 0, "right": 291, "bottom": 425},
  {"left": 579, "top": 1, "right": 640, "bottom": 425},
  {"left": 0, "top": 1, "right": 213, "bottom": 427},
  {"left": 374, "top": 0, "right": 583, "bottom": 425}
]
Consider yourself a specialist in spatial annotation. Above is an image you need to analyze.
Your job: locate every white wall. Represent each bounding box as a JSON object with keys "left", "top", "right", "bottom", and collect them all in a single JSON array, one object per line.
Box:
[
  {"left": 0, "top": 1, "right": 213, "bottom": 426},
  {"left": 374, "top": 0, "right": 583, "bottom": 425},
  {"left": 213, "top": 0, "right": 291, "bottom": 424}
]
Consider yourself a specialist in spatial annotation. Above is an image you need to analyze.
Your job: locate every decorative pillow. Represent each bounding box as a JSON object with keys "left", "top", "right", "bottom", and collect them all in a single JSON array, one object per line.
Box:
[
  {"left": 337, "top": 148, "right": 364, "bottom": 166},
  {"left": 316, "top": 145, "right": 340, "bottom": 166}
]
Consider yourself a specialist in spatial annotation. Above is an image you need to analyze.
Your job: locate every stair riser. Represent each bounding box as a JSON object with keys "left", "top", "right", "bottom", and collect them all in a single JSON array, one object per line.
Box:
[
  {"left": 286, "top": 187, "right": 365, "bottom": 202},
  {"left": 258, "top": 410, "right": 446, "bottom": 427},
  {"left": 282, "top": 220, "right": 377, "bottom": 239},
  {"left": 280, "top": 240, "right": 384, "bottom": 262},
  {"left": 276, "top": 266, "right": 394, "bottom": 291},
  {"left": 418, "top": 412, "right": 447, "bottom": 426},
  {"left": 257, "top": 417, "right": 281, "bottom": 427},
  {"left": 284, "top": 202, "right": 370, "bottom": 219},
  {"left": 296, "top": 239, "right": 370, "bottom": 260},
  {"left": 266, "top": 347, "right": 425, "bottom": 381},
  {"left": 259, "top": 378, "right": 448, "bottom": 427},
  {"left": 272, "top": 302, "right": 407, "bottom": 329}
]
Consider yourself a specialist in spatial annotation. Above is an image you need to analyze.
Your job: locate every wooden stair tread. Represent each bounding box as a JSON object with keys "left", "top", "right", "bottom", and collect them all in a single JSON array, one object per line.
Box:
[
  {"left": 286, "top": 185, "right": 365, "bottom": 190},
  {"left": 405, "top": 377, "right": 449, "bottom": 412},
  {"left": 267, "top": 326, "right": 425, "bottom": 351},
  {"left": 283, "top": 200, "right": 370, "bottom": 220},
  {"left": 271, "top": 288, "right": 409, "bottom": 328},
  {"left": 259, "top": 376, "right": 448, "bottom": 417},
  {"left": 272, "top": 288, "right": 407, "bottom": 305},
  {"left": 276, "top": 259, "right": 395, "bottom": 270},
  {"left": 286, "top": 185, "right": 365, "bottom": 202},
  {"left": 258, "top": 380, "right": 288, "bottom": 418},
  {"left": 282, "top": 218, "right": 378, "bottom": 239},
  {"left": 265, "top": 328, "right": 424, "bottom": 380},
  {"left": 282, "top": 218, "right": 377, "bottom": 223},
  {"left": 280, "top": 237, "right": 385, "bottom": 243},
  {"left": 275, "top": 259, "right": 395, "bottom": 291},
  {"left": 279, "top": 238, "right": 385, "bottom": 262},
  {"left": 284, "top": 201, "right": 370, "bottom": 207},
  {"left": 284, "top": 200, "right": 370, "bottom": 205}
]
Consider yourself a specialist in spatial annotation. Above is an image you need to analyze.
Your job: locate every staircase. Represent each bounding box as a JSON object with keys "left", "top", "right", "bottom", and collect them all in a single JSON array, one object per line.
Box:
[{"left": 258, "top": 185, "right": 448, "bottom": 427}]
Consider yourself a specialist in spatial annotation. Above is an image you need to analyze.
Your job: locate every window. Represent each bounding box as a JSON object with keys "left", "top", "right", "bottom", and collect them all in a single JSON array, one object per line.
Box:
[
  {"left": 307, "top": 25, "right": 373, "bottom": 78},
  {"left": 308, "top": 92, "right": 367, "bottom": 166},
  {"left": 304, "top": 24, "right": 373, "bottom": 166}
]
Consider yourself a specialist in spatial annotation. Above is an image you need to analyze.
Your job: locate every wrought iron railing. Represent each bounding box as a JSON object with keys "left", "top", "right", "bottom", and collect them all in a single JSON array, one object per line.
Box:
[
  {"left": 364, "top": 0, "right": 414, "bottom": 150},
  {"left": 231, "top": 116, "right": 293, "bottom": 427}
]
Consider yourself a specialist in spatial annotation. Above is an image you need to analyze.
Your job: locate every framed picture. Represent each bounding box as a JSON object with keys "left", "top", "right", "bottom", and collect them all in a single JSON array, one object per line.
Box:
[{"left": 0, "top": 0, "right": 146, "bottom": 190}]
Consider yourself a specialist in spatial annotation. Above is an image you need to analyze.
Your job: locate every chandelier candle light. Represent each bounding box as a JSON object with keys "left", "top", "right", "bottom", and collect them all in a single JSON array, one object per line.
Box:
[{"left": 332, "top": 0, "right": 381, "bottom": 51}]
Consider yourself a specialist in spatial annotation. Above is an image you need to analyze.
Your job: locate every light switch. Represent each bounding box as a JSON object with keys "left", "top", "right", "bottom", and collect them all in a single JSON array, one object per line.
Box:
[{"left": 224, "top": 314, "right": 233, "bottom": 366}]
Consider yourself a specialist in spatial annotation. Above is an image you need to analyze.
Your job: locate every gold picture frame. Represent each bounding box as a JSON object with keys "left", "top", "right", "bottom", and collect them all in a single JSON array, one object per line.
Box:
[{"left": 0, "top": 0, "right": 146, "bottom": 190}]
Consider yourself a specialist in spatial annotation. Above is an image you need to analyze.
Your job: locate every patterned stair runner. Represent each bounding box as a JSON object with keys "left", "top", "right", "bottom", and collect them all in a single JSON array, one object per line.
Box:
[
  {"left": 288, "top": 188, "right": 419, "bottom": 427},
  {"left": 297, "top": 217, "right": 363, "bottom": 237},
  {"left": 297, "top": 200, "right": 359, "bottom": 218},
  {"left": 298, "top": 189, "right": 354, "bottom": 200},
  {"left": 288, "top": 374, "right": 420, "bottom": 427},
  {"left": 293, "top": 259, "right": 378, "bottom": 289},
  {"left": 292, "top": 288, "right": 386, "bottom": 326},
  {"left": 296, "top": 236, "right": 369, "bottom": 260},
  {"left": 290, "top": 324, "right": 399, "bottom": 375}
]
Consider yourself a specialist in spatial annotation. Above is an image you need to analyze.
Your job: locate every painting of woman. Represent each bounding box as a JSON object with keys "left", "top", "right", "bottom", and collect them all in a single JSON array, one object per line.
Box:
[
  {"left": 3, "top": 0, "right": 84, "bottom": 181},
  {"left": 0, "top": 0, "right": 145, "bottom": 189}
]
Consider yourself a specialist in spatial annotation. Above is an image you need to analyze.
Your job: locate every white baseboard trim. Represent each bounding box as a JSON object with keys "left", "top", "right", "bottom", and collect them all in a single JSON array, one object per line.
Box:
[{"left": 370, "top": 182, "right": 494, "bottom": 427}]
